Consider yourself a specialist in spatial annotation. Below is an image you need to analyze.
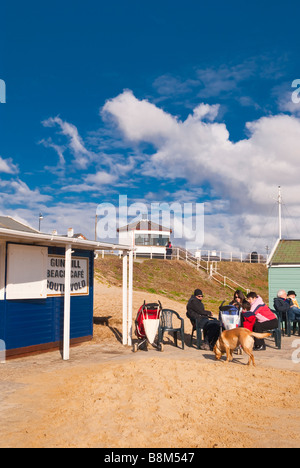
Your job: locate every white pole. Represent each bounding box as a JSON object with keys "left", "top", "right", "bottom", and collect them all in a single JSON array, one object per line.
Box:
[
  {"left": 278, "top": 186, "right": 282, "bottom": 240},
  {"left": 127, "top": 250, "right": 133, "bottom": 346},
  {"left": 122, "top": 252, "right": 128, "bottom": 345},
  {"left": 0, "top": 339, "right": 6, "bottom": 364},
  {"left": 63, "top": 244, "right": 72, "bottom": 361}
]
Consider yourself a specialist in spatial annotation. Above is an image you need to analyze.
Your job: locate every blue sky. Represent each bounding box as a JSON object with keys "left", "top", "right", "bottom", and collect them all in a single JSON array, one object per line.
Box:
[{"left": 1, "top": 0, "right": 300, "bottom": 252}]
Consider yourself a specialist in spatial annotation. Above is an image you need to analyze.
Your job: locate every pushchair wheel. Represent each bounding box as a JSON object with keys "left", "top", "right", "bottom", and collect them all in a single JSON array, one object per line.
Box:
[
  {"left": 133, "top": 343, "right": 138, "bottom": 353},
  {"left": 158, "top": 342, "right": 164, "bottom": 352}
]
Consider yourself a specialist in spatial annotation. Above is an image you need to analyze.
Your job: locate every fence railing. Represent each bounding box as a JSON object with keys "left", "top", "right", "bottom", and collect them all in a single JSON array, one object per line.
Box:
[
  {"left": 208, "top": 263, "right": 250, "bottom": 294},
  {"left": 191, "top": 249, "right": 267, "bottom": 264},
  {"left": 95, "top": 247, "right": 267, "bottom": 264}
]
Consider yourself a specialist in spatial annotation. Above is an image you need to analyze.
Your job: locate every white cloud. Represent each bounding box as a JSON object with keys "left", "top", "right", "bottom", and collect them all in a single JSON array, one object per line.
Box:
[
  {"left": 0, "top": 178, "right": 52, "bottom": 207},
  {"left": 0, "top": 156, "right": 18, "bottom": 174},
  {"left": 101, "top": 90, "right": 300, "bottom": 250},
  {"left": 185, "top": 103, "right": 220, "bottom": 122},
  {"left": 39, "top": 138, "right": 66, "bottom": 166},
  {"left": 273, "top": 82, "right": 300, "bottom": 117},
  {"left": 85, "top": 171, "right": 118, "bottom": 186},
  {"left": 0, "top": 202, "right": 98, "bottom": 239},
  {"left": 102, "top": 90, "right": 178, "bottom": 143},
  {"left": 42, "top": 116, "right": 93, "bottom": 169},
  {"left": 103, "top": 90, "right": 300, "bottom": 206},
  {"left": 61, "top": 170, "right": 119, "bottom": 193}
]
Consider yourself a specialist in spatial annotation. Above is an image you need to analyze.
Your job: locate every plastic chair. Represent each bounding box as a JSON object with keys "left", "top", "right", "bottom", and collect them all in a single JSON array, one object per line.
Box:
[
  {"left": 286, "top": 311, "right": 300, "bottom": 337},
  {"left": 273, "top": 306, "right": 300, "bottom": 337},
  {"left": 190, "top": 319, "right": 204, "bottom": 349},
  {"left": 158, "top": 309, "right": 185, "bottom": 349},
  {"left": 267, "top": 310, "right": 282, "bottom": 349}
]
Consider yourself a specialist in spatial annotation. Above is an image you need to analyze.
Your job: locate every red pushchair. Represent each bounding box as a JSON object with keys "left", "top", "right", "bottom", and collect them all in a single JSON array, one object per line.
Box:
[{"left": 133, "top": 301, "right": 164, "bottom": 352}]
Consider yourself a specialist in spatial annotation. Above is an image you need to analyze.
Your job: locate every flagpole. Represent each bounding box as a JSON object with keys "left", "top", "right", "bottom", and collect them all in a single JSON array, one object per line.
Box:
[{"left": 278, "top": 186, "right": 282, "bottom": 240}]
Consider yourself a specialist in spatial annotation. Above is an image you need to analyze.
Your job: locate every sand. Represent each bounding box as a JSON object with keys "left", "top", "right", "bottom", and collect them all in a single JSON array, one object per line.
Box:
[{"left": 0, "top": 280, "right": 300, "bottom": 448}]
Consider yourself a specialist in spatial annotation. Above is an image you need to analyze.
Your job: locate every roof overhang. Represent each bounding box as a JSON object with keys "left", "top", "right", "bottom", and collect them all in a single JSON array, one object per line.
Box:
[{"left": 0, "top": 228, "right": 132, "bottom": 252}]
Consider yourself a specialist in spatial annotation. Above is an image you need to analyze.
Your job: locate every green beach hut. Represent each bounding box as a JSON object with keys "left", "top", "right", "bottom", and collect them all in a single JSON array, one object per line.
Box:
[{"left": 268, "top": 239, "right": 300, "bottom": 306}]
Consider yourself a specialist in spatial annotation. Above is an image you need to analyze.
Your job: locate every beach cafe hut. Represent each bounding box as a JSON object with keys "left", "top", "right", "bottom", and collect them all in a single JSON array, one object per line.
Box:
[
  {"left": 267, "top": 239, "right": 300, "bottom": 305},
  {"left": 0, "top": 217, "right": 133, "bottom": 361}
]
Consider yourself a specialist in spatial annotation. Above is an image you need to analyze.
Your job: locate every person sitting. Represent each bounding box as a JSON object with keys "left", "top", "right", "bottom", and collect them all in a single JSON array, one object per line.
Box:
[
  {"left": 247, "top": 292, "right": 278, "bottom": 350},
  {"left": 274, "top": 290, "right": 290, "bottom": 320},
  {"left": 186, "top": 289, "right": 220, "bottom": 351},
  {"left": 287, "top": 291, "right": 300, "bottom": 321},
  {"left": 288, "top": 290, "right": 300, "bottom": 308},
  {"left": 230, "top": 289, "right": 245, "bottom": 309},
  {"left": 274, "top": 290, "right": 300, "bottom": 323},
  {"left": 241, "top": 300, "right": 256, "bottom": 331}
]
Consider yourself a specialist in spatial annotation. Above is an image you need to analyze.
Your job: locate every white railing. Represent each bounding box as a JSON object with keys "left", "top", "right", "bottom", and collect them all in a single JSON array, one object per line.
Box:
[
  {"left": 176, "top": 248, "right": 250, "bottom": 294},
  {"left": 191, "top": 249, "right": 267, "bottom": 264},
  {"left": 95, "top": 247, "right": 267, "bottom": 264},
  {"left": 208, "top": 263, "right": 250, "bottom": 294}
]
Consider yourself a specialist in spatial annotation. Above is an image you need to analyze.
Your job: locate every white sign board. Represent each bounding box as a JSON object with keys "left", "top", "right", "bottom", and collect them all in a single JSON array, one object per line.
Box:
[
  {"left": 6, "top": 244, "right": 48, "bottom": 300},
  {"left": 47, "top": 255, "right": 89, "bottom": 297}
]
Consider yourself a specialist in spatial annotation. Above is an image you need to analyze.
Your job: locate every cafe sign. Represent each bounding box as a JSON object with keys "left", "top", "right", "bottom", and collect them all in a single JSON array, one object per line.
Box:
[{"left": 47, "top": 255, "right": 89, "bottom": 296}]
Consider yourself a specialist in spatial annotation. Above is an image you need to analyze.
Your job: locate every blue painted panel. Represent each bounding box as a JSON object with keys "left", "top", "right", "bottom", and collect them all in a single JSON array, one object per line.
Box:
[
  {"left": 0, "top": 300, "right": 5, "bottom": 342},
  {"left": 3, "top": 246, "right": 94, "bottom": 351},
  {"left": 5, "top": 299, "right": 54, "bottom": 349}
]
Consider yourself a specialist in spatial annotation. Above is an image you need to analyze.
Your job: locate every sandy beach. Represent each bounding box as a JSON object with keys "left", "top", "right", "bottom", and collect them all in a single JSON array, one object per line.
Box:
[{"left": 0, "top": 280, "right": 299, "bottom": 448}]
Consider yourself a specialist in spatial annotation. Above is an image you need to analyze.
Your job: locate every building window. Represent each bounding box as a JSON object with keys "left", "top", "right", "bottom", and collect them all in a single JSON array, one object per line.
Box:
[{"left": 135, "top": 234, "right": 169, "bottom": 247}]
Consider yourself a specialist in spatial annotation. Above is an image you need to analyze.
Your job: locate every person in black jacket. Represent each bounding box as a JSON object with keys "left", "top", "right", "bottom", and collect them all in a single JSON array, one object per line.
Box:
[
  {"left": 186, "top": 289, "right": 220, "bottom": 350},
  {"left": 274, "top": 290, "right": 292, "bottom": 320},
  {"left": 274, "top": 289, "right": 300, "bottom": 322}
]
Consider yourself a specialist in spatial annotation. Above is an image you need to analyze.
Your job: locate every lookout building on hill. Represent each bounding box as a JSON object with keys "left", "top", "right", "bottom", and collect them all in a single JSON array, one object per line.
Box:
[{"left": 118, "top": 219, "right": 172, "bottom": 257}]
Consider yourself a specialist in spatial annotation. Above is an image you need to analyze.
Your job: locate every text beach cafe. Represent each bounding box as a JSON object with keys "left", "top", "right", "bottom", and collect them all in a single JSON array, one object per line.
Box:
[{"left": 0, "top": 220, "right": 134, "bottom": 360}]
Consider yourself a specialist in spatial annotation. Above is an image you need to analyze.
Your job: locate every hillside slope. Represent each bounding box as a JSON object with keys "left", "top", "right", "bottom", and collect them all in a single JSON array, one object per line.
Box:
[{"left": 94, "top": 257, "right": 268, "bottom": 314}]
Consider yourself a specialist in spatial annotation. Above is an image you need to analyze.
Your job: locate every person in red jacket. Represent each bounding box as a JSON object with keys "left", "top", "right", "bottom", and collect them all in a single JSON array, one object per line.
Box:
[
  {"left": 247, "top": 292, "right": 278, "bottom": 350},
  {"left": 241, "top": 300, "right": 256, "bottom": 331}
]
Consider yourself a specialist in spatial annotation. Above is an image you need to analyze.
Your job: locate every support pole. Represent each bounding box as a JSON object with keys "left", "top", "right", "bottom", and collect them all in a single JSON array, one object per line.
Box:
[
  {"left": 127, "top": 250, "right": 133, "bottom": 346},
  {"left": 122, "top": 252, "right": 128, "bottom": 345},
  {"left": 63, "top": 244, "right": 72, "bottom": 361}
]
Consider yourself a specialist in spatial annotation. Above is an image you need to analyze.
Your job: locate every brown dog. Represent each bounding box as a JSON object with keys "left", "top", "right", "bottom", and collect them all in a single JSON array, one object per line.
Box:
[{"left": 213, "top": 327, "right": 271, "bottom": 366}]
